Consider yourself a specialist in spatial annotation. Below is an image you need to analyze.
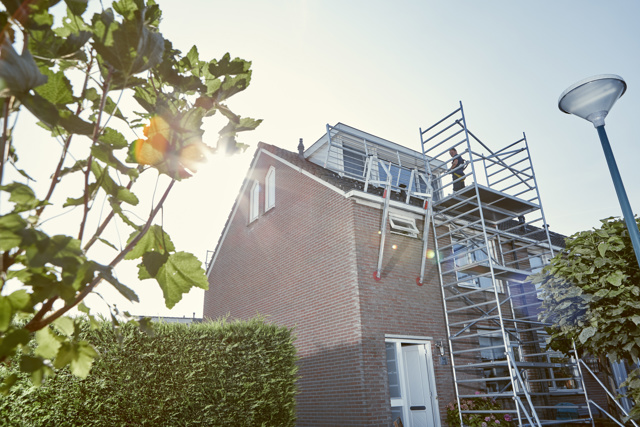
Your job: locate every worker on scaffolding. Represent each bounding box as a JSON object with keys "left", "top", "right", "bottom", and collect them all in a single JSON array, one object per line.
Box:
[{"left": 449, "top": 148, "right": 466, "bottom": 191}]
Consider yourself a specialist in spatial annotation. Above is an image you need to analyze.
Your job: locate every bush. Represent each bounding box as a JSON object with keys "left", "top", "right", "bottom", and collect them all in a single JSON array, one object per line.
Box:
[
  {"left": 0, "top": 317, "right": 297, "bottom": 426},
  {"left": 446, "top": 395, "right": 515, "bottom": 427}
]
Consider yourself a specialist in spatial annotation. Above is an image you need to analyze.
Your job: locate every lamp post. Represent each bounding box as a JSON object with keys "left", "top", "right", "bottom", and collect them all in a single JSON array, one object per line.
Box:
[{"left": 558, "top": 74, "right": 640, "bottom": 269}]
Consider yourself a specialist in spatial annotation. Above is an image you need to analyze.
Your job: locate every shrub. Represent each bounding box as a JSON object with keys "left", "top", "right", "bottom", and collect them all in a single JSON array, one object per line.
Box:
[
  {"left": 446, "top": 395, "right": 515, "bottom": 427},
  {"left": 0, "top": 317, "right": 297, "bottom": 426}
]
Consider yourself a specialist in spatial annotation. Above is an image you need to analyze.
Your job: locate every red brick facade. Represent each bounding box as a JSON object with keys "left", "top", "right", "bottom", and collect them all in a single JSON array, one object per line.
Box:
[{"left": 203, "top": 147, "right": 455, "bottom": 425}]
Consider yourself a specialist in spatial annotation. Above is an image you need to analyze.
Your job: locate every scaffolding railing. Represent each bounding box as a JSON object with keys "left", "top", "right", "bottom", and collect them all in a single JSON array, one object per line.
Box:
[{"left": 321, "top": 124, "right": 440, "bottom": 202}]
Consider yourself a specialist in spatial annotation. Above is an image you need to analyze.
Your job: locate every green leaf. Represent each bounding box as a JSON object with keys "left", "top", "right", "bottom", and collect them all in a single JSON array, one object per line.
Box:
[
  {"left": 54, "top": 340, "right": 98, "bottom": 378},
  {"left": 64, "top": 0, "right": 89, "bottom": 16},
  {"left": 156, "top": 251, "right": 208, "bottom": 309},
  {"left": 0, "top": 41, "right": 47, "bottom": 95},
  {"left": 1, "top": 182, "right": 42, "bottom": 212},
  {"left": 0, "top": 328, "right": 30, "bottom": 358},
  {"left": 19, "top": 92, "right": 94, "bottom": 135},
  {"left": 139, "top": 251, "right": 169, "bottom": 279},
  {"left": 631, "top": 315, "right": 640, "bottom": 326},
  {"left": 104, "top": 96, "right": 126, "bottom": 121},
  {"left": 35, "top": 327, "right": 62, "bottom": 359},
  {"left": 19, "top": 355, "right": 44, "bottom": 373},
  {"left": 53, "top": 316, "right": 75, "bottom": 337},
  {"left": 597, "top": 242, "right": 608, "bottom": 257},
  {"left": 207, "top": 53, "right": 251, "bottom": 78},
  {"left": 91, "top": 142, "right": 136, "bottom": 177},
  {"left": 7, "top": 289, "right": 30, "bottom": 311},
  {"left": 98, "top": 268, "right": 139, "bottom": 302},
  {"left": 0, "top": 213, "right": 27, "bottom": 250},
  {"left": 92, "top": 8, "right": 164, "bottom": 78},
  {"left": 125, "top": 225, "right": 175, "bottom": 260},
  {"left": 606, "top": 270, "right": 625, "bottom": 287},
  {"left": 579, "top": 326, "right": 597, "bottom": 344},
  {"left": 116, "top": 187, "right": 139, "bottom": 206},
  {"left": 34, "top": 69, "right": 74, "bottom": 105},
  {"left": 0, "top": 297, "right": 11, "bottom": 331},
  {"left": 98, "top": 237, "right": 118, "bottom": 251},
  {"left": 99, "top": 127, "right": 128, "bottom": 148}
]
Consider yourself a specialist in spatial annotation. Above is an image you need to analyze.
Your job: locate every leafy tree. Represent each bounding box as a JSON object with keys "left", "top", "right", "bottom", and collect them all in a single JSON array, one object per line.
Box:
[
  {"left": 531, "top": 217, "right": 640, "bottom": 420},
  {"left": 0, "top": 0, "right": 260, "bottom": 389}
]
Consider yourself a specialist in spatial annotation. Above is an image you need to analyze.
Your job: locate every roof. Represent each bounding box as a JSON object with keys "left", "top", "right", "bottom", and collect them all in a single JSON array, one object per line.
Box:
[{"left": 206, "top": 141, "right": 566, "bottom": 273}]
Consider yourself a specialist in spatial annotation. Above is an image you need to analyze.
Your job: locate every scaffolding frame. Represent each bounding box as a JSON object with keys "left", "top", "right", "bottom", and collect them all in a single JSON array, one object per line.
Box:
[{"left": 420, "top": 102, "right": 594, "bottom": 426}]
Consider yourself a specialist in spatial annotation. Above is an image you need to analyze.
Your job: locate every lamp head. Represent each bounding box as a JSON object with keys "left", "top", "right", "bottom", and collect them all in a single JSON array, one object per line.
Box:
[{"left": 558, "top": 74, "right": 626, "bottom": 127}]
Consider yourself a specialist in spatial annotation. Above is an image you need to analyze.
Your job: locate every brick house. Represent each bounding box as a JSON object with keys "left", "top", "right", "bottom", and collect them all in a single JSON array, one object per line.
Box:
[{"left": 203, "top": 106, "right": 612, "bottom": 426}]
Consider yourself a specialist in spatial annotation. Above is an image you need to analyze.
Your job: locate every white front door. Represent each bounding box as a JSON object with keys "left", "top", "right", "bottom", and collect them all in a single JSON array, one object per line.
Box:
[{"left": 386, "top": 341, "right": 440, "bottom": 427}]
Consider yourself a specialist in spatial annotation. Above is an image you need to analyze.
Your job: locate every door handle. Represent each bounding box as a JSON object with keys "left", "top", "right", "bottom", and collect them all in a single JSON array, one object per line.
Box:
[{"left": 410, "top": 406, "right": 426, "bottom": 411}]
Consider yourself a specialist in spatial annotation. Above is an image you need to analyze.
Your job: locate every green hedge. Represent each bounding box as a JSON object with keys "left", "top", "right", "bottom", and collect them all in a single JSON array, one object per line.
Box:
[{"left": 0, "top": 317, "right": 298, "bottom": 426}]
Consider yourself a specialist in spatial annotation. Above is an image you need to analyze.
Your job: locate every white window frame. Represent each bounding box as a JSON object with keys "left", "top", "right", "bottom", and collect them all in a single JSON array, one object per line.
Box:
[
  {"left": 389, "top": 213, "right": 419, "bottom": 238},
  {"left": 265, "top": 166, "right": 276, "bottom": 211},
  {"left": 249, "top": 180, "right": 259, "bottom": 222}
]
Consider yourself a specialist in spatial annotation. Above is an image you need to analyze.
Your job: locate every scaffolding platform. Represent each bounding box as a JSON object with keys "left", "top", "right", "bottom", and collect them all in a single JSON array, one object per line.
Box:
[
  {"left": 452, "top": 261, "right": 531, "bottom": 282},
  {"left": 435, "top": 184, "right": 539, "bottom": 224}
]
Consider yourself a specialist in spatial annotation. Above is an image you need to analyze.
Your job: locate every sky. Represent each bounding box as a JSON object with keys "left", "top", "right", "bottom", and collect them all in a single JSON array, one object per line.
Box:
[{"left": 4, "top": 1, "right": 640, "bottom": 319}]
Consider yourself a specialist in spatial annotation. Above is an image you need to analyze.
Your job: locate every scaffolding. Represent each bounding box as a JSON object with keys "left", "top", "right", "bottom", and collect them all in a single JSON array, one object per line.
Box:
[{"left": 419, "top": 102, "right": 593, "bottom": 426}]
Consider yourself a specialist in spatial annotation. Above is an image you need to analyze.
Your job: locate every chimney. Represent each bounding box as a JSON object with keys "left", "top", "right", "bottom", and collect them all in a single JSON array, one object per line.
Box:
[{"left": 298, "top": 138, "right": 304, "bottom": 157}]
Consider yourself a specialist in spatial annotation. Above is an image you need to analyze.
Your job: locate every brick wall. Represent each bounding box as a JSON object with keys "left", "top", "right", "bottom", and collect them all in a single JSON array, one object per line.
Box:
[
  {"left": 204, "top": 151, "right": 371, "bottom": 425},
  {"left": 351, "top": 203, "right": 455, "bottom": 424},
  {"left": 204, "top": 149, "right": 457, "bottom": 426}
]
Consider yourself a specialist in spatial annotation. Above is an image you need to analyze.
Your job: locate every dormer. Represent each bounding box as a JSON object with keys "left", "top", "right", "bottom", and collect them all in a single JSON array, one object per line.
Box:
[{"left": 304, "top": 123, "right": 444, "bottom": 202}]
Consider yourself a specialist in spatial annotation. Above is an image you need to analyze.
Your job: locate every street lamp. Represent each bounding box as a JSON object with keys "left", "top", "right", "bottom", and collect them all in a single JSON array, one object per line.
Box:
[{"left": 558, "top": 74, "right": 640, "bottom": 269}]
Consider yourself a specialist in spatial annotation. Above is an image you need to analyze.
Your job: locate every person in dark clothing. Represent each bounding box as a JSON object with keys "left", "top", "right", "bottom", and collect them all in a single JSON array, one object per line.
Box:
[{"left": 449, "top": 148, "right": 465, "bottom": 191}]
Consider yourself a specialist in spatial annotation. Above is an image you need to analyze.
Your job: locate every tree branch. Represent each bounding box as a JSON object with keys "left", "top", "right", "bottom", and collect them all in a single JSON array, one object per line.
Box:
[
  {"left": 0, "top": 96, "right": 12, "bottom": 189},
  {"left": 78, "top": 67, "right": 112, "bottom": 243},
  {"left": 36, "top": 54, "right": 94, "bottom": 218},
  {"left": 26, "top": 179, "right": 176, "bottom": 332},
  {"left": 83, "top": 174, "right": 137, "bottom": 252}
]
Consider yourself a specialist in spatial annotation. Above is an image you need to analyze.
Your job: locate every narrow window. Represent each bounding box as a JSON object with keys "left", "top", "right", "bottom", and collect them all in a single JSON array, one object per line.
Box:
[
  {"left": 265, "top": 167, "right": 276, "bottom": 211},
  {"left": 249, "top": 180, "right": 259, "bottom": 222}
]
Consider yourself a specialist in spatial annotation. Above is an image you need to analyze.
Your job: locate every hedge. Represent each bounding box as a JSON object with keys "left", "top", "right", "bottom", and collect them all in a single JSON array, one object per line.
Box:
[{"left": 0, "top": 317, "right": 298, "bottom": 426}]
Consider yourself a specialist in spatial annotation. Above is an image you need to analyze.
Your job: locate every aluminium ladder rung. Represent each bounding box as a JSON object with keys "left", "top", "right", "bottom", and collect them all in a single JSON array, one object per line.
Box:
[
  {"left": 445, "top": 286, "right": 498, "bottom": 300},
  {"left": 448, "top": 314, "right": 501, "bottom": 326},
  {"left": 452, "top": 344, "right": 506, "bottom": 355},
  {"left": 447, "top": 299, "right": 498, "bottom": 313},
  {"left": 526, "top": 377, "right": 577, "bottom": 383},
  {"left": 455, "top": 376, "right": 512, "bottom": 384}
]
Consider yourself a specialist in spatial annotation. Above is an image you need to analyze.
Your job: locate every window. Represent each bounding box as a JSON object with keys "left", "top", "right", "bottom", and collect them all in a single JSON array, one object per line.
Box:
[
  {"left": 265, "top": 167, "right": 275, "bottom": 211},
  {"left": 538, "top": 332, "right": 581, "bottom": 391},
  {"left": 342, "top": 144, "right": 366, "bottom": 178},
  {"left": 529, "top": 253, "right": 550, "bottom": 299},
  {"left": 452, "top": 237, "right": 494, "bottom": 290},
  {"left": 478, "top": 329, "right": 519, "bottom": 394},
  {"left": 249, "top": 180, "right": 259, "bottom": 222},
  {"left": 389, "top": 214, "right": 419, "bottom": 238}
]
